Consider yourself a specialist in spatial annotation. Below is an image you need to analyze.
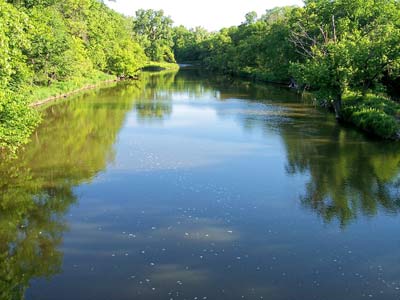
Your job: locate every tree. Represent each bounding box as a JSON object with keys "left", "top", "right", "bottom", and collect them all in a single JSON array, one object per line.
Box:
[
  {"left": 289, "top": 0, "right": 400, "bottom": 118},
  {"left": 0, "top": 0, "right": 39, "bottom": 153},
  {"left": 345, "top": 0, "right": 400, "bottom": 95},
  {"left": 133, "top": 9, "right": 175, "bottom": 62},
  {"left": 244, "top": 11, "right": 257, "bottom": 25},
  {"left": 174, "top": 7, "right": 300, "bottom": 82},
  {"left": 173, "top": 25, "right": 209, "bottom": 62}
]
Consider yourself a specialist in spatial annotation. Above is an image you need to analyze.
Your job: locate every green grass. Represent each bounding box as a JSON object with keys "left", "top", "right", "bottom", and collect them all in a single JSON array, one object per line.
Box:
[
  {"left": 27, "top": 64, "right": 179, "bottom": 105},
  {"left": 142, "top": 61, "right": 180, "bottom": 71},
  {"left": 27, "top": 71, "right": 116, "bottom": 104},
  {"left": 343, "top": 93, "right": 400, "bottom": 139}
]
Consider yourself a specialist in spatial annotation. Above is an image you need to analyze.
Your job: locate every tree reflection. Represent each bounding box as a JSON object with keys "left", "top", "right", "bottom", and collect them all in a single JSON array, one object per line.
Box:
[
  {"left": 0, "top": 80, "right": 145, "bottom": 300},
  {"left": 0, "top": 162, "right": 72, "bottom": 300},
  {"left": 134, "top": 71, "right": 176, "bottom": 122},
  {"left": 222, "top": 78, "right": 400, "bottom": 227},
  {"left": 283, "top": 126, "right": 400, "bottom": 227}
]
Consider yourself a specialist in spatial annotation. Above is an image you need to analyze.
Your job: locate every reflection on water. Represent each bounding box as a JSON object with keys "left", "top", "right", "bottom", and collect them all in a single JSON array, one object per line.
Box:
[
  {"left": 284, "top": 129, "right": 400, "bottom": 227},
  {"left": 224, "top": 87, "right": 400, "bottom": 227},
  {"left": 0, "top": 81, "right": 141, "bottom": 299},
  {"left": 1, "top": 69, "right": 400, "bottom": 300}
]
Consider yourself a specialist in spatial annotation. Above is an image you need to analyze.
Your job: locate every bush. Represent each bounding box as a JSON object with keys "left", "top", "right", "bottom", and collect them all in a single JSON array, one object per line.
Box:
[
  {"left": 343, "top": 94, "right": 400, "bottom": 139},
  {"left": 0, "top": 91, "right": 40, "bottom": 154}
]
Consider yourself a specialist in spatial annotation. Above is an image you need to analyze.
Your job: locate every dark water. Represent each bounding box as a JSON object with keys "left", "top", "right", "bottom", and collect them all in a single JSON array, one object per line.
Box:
[{"left": 1, "top": 70, "right": 400, "bottom": 300}]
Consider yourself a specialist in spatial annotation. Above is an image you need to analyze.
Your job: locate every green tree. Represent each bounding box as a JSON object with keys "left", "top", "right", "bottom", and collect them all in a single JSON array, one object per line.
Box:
[
  {"left": 179, "top": 7, "right": 299, "bottom": 82},
  {"left": 173, "top": 26, "right": 209, "bottom": 62},
  {"left": 27, "top": 6, "right": 91, "bottom": 85},
  {"left": 0, "top": 0, "right": 39, "bottom": 153},
  {"left": 244, "top": 11, "right": 257, "bottom": 25},
  {"left": 133, "top": 9, "right": 175, "bottom": 62},
  {"left": 289, "top": 0, "right": 400, "bottom": 118}
]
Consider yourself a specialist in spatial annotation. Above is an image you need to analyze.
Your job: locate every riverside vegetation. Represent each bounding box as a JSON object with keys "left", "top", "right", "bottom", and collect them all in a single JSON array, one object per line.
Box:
[
  {"left": 1, "top": 0, "right": 400, "bottom": 155},
  {"left": 173, "top": 0, "right": 400, "bottom": 139},
  {"left": 0, "top": 0, "right": 176, "bottom": 154}
]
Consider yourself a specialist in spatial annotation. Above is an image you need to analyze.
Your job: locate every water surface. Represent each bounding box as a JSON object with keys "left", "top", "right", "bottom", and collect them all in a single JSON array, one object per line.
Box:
[{"left": 1, "top": 70, "right": 400, "bottom": 300}]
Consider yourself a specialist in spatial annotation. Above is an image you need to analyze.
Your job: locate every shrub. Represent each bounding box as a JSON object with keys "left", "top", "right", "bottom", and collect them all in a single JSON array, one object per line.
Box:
[
  {"left": 343, "top": 94, "right": 400, "bottom": 139},
  {"left": 0, "top": 91, "right": 40, "bottom": 154}
]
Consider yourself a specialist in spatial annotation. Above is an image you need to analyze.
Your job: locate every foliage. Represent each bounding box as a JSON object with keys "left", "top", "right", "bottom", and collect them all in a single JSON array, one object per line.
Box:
[
  {"left": 0, "top": 0, "right": 149, "bottom": 153},
  {"left": 289, "top": 0, "right": 400, "bottom": 119},
  {"left": 0, "top": 1, "right": 40, "bottom": 154},
  {"left": 143, "top": 61, "right": 180, "bottom": 71},
  {"left": 173, "top": 26, "right": 210, "bottom": 62},
  {"left": 342, "top": 94, "right": 400, "bottom": 138},
  {"left": 133, "top": 9, "right": 176, "bottom": 62},
  {"left": 0, "top": 91, "right": 40, "bottom": 155},
  {"left": 173, "top": 1, "right": 400, "bottom": 138},
  {"left": 173, "top": 7, "right": 299, "bottom": 82}
]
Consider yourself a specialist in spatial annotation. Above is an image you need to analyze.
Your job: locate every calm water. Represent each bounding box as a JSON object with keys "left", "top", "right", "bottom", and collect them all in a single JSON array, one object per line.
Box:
[{"left": 1, "top": 70, "right": 400, "bottom": 300}]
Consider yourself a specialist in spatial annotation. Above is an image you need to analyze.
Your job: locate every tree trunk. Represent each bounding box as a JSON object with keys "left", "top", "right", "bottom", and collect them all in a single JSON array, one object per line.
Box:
[
  {"left": 333, "top": 93, "right": 342, "bottom": 121},
  {"left": 362, "top": 80, "right": 371, "bottom": 98}
]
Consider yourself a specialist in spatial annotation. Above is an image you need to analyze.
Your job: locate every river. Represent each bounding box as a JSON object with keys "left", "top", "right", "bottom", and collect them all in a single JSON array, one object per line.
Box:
[{"left": 1, "top": 69, "right": 400, "bottom": 300}]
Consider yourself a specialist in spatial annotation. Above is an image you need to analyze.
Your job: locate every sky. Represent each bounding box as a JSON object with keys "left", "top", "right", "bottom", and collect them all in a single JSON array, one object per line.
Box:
[{"left": 106, "top": 0, "right": 304, "bottom": 31}]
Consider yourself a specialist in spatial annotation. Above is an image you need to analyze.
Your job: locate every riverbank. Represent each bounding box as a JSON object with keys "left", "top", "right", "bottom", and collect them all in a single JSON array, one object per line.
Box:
[
  {"left": 29, "top": 63, "right": 180, "bottom": 108},
  {"left": 28, "top": 71, "right": 119, "bottom": 107},
  {"left": 198, "top": 66, "right": 400, "bottom": 140},
  {"left": 202, "top": 67, "right": 400, "bottom": 140},
  {"left": 142, "top": 61, "right": 180, "bottom": 71}
]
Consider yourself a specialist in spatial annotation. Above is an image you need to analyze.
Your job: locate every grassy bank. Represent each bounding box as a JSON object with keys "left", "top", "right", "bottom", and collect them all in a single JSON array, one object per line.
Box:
[
  {"left": 342, "top": 94, "right": 400, "bottom": 139},
  {"left": 28, "top": 62, "right": 179, "bottom": 107},
  {"left": 28, "top": 71, "right": 117, "bottom": 106},
  {"left": 142, "top": 61, "right": 180, "bottom": 71}
]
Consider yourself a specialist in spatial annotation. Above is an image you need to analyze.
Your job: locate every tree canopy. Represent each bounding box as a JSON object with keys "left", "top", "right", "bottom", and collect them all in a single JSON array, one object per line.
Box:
[{"left": 133, "top": 9, "right": 176, "bottom": 63}]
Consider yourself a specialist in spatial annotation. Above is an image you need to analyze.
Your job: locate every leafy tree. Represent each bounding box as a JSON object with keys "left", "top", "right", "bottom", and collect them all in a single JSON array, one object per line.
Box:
[
  {"left": 345, "top": 0, "right": 400, "bottom": 95},
  {"left": 27, "top": 6, "right": 90, "bottom": 85},
  {"left": 179, "top": 7, "right": 299, "bottom": 82},
  {"left": 0, "top": 0, "right": 39, "bottom": 153},
  {"left": 289, "top": 0, "right": 400, "bottom": 118},
  {"left": 173, "top": 26, "right": 209, "bottom": 62},
  {"left": 133, "top": 9, "right": 175, "bottom": 62},
  {"left": 244, "top": 11, "right": 258, "bottom": 25}
]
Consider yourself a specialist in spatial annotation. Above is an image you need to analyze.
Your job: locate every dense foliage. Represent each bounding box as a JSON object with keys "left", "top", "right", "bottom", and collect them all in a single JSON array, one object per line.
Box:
[
  {"left": 133, "top": 9, "right": 176, "bottom": 63},
  {"left": 290, "top": 0, "right": 400, "bottom": 119},
  {"left": 174, "top": 0, "right": 400, "bottom": 138},
  {"left": 173, "top": 7, "right": 299, "bottom": 82},
  {"left": 0, "top": 2, "right": 177, "bottom": 154}
]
